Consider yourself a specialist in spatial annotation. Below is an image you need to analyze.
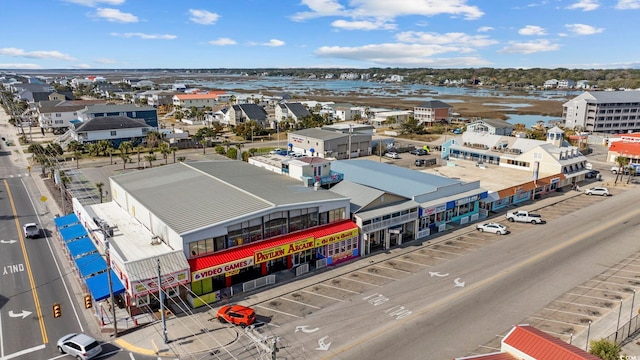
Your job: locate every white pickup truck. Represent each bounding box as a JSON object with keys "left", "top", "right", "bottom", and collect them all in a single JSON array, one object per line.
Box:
[{"left": 505, "top": 210, "right": 543, "bottom": 224}]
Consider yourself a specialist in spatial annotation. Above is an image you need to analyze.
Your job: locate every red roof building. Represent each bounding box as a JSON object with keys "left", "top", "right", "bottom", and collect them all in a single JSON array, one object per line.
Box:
[
  {"left": 608, "top": 141, "right": 640, "bottom": 162},
  {"left": 455, "top": 325, "right": 600, "bottom": 360}
]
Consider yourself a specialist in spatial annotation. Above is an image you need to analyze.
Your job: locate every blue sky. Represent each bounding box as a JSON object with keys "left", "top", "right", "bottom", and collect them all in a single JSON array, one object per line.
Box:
[{"left": 2, "top": 0, "right": 640, "bottom": 70}]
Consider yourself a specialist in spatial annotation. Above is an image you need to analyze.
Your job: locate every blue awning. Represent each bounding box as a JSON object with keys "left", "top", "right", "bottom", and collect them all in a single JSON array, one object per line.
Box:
[
  {"left": 75, "top": 253, "right": 107, "bottom": 278},
  {"left": 67, "top": 237, "right": 97, "bottom": 258},
  {"left": 85, "top": 270, "right": 125, "bottom": 301},
  {"left": 60, "top": 224, "right": 89, "bottom": 243},
  {"left": 53, "top": 213, "right": 80, "bottom": 228}
]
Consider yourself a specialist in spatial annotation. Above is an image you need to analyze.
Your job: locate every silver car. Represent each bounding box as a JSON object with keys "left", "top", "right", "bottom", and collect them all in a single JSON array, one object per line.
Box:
[
  {"left": 57, "top": 333, "right": 102, "bottom": 360},
  {"left": 23, "top": 223, "right": 39, "bottom": 238}
]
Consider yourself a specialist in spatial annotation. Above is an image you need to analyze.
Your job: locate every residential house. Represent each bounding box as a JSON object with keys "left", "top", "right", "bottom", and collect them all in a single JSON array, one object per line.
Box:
[
  {"left": 37, "top": 99, "right": 107, "bottom": 132},
  {"left": 172, "top": 92, "right": 227, "bottom": 109},
  {"left": 562, "top": 90, "right": 640, "bottom": 133},
  {"left": 543, "top": 79, "right": 559, "bottom": 88},
  {"left": 275, "top": 102, "right": 311, "bottom": 123},
  {"left": 329, "top": 103, "right": 359, "bottom": 121},
  {"left": 80, "top": 104, "right": 159, "bottom": 128},
  {"left": 146, "top": 91, "right": 176, "bottom": 108},
  {"left": 557, "top": 79, "right": 576, "bottom": 89},
  {"left": 466, "top": 119, "right": 514, "bottom": 136},
  {"left": 414, "top": 100, "right": 453, "bottom": 126},
  {"left": 370, "top": 110, "right": 413, "bottom": 128},
  {"left": 70, "top": 115, "right": 154, "bottom": 147},
  {"left": 228, "top": 103, "right": 268, "bottom": 126}
]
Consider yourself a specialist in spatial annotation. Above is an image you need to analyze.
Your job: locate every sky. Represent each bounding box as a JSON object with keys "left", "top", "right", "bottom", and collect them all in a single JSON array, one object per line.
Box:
[{"left": 2, "top": 0, "right": 640, "bottom": 70}]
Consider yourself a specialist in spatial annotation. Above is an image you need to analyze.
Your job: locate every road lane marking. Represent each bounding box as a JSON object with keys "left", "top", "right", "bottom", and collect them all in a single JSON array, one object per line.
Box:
[
  {"left": 322, "top": 205, "right": 640, "bottom": 359},
  {"left": 255, "top": 305, "right": 302, "bottom": 318},
  {"left": 2, "top": 344, "right": 45, "bottom": 360},
  {"left": 4, "top": 179, "right": 47, "bottom": 344}
]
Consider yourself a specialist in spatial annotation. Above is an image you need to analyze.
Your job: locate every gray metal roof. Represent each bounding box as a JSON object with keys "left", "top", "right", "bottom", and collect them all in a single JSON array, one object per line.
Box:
[
  {"left": 330, "top": 160, "right": 461, "bottom": 198},
  {"left": 232, "top": 104, "right": 268, "bottom": 121},
  {"left": 416, "top": 100, "right": 453, "bottom": 109},
  {"left": 84, "top": 104, "right": 156, "bottom": 113},
  {"left": 111, "top": 160, "right": 348, "bottom": 235},
  {"left": 126, "top": 250, "right": 189, "bottom": 283},
  {"left": 291, "top": 128, "right": 347, "bottom": 141},
  {"left": 74, "top": 116, "right": 149, "bottom": 132},
  {"left": 469, "top": 118, "right": 513, "bottom": 129},
  {"left": 285, "top": 102, "right": 312, "bottom": 118},
  {"left": 578, "top": 90, "right": 640, "bottom": 103},
  {"left": 329, "top": 180, "right": 385, "bottom": 213},
  {"left": 355, "top": 200, "right": 419, "bottom": 221}
]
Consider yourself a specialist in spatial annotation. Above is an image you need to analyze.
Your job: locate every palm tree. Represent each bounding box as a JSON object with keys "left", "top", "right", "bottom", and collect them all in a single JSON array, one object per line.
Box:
[
  {"left": 614, "top": 156, "right": 629, "bottom": 184},
  {"left": 66, "top": 140, "right": 83, "bottom": 154},
  {"left": 135, "top": 145, "right": 144, "bottom": 164},
  {"left": 95, "top": 182, "right": 104, "bottom": 203},
  {"left": 119, "top": 140, "right": 133, "bottom": 155},
  {"left": 145, "top": 131, "right": 161, "bottom": 150},
  {"left": 627, "top": 166, "right": 637, "bottom": 184},
  {"left": 235, "top": 143, "right": 243, "bottom": 160},
  {"left": 119, "top": 152, "right": 130, "bottom": 169},
  {"left": 158, "top": 142, "right": 171, "bottom": 164},
  {"left": 73, "top": 150, "right": 82, "bottom": 169},
  {"left": 144, "top": 154, "right": 156, "bottom": 168},
  {"left": 96, "top": 139, "right": 111, "bottom": 156},
  {"left": 199, "top": 138, "right": 207, "bottom": 154},
  {"left": 171, "top": 146, "right": 178, "bottom": 163}
]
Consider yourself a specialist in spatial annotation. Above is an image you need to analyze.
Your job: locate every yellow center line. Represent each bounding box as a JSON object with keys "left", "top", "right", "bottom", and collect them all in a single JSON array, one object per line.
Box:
[
  {"left": 4, "top": 179, "right": 48, "bottom": 344},
  {"left": 324, "top": 205, "right": 640, "bottom": 359}
]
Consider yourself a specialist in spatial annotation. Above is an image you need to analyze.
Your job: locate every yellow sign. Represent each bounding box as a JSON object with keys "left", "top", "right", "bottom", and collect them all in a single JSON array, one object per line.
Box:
[
  {"left": 225, "top": 269, "right": 240, "bottom": 277},
  {"left": 40, "top": 196, "right": 47, "bottom": 202},
  {"left": 254, "top": 237, "right": 315, "bottom": 264},
  {"left": 315, "top": 228, "right": 359, "bottom": 247}
]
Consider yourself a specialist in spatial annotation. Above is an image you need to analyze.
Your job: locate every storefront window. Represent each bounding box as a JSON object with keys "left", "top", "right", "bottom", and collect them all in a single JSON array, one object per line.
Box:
[{"left": 324, "top": 208, "right": 346, "bottom": 223}]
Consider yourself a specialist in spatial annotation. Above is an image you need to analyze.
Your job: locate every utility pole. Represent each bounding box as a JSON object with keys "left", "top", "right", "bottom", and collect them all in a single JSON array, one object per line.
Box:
[
  {"left": 106, "top": 240, "right": 117, "bottom": 337},
  {"left": 271, "top": 338, "right": 277, "bottom": 360},
  {"left": 158, "top": 258, "right": 168, "bottom": 343}
]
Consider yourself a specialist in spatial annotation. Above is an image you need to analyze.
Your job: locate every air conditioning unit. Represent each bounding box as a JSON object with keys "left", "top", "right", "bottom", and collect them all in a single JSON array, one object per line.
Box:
[{"left": 150, "top": 236, "right": 162, "bottom": 245}]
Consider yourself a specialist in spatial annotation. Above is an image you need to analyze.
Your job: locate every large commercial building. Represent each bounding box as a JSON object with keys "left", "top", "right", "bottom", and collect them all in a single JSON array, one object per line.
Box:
[{"left": 562, "top": 91, "right": 640, "bottom": 133}]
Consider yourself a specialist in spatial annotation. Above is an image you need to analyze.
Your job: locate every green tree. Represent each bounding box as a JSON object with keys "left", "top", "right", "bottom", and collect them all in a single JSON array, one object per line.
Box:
[
  {"left": 226, "top": 147, "right": 238, "bottom": 160},
  {"left": 67, "top": 140, "right": 84, "bottom": 154},
  {"left": 95, "top": 182, "right": 105, "bottom": 203},
  {"left": 145, "top": 131, "right": 162, "bottom": 149},
  {"left": 118, "top": 140, "right": 133, "bottom": 155},
  {"left": 158, "top": 142, "right": 171, "bottom": 164},
  {"left": 588, "top": 338, "right": 622, "bottom": 360},
  {"left": 144, "top": 154, "right": 156, "bottom": 168},
  {"left": 119, "top": 152, "right": 130, "bottom": 169},
  {"left": 614, "top": 156, "right": 629, "bottom": 184}
]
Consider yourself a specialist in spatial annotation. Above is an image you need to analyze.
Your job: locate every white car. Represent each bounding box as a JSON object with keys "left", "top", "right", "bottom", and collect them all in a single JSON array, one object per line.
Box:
[
  {"left": 385, "top": 152, "right": 400, "bottom": 159},
  {"left": 23, "top": 223, "right": 40, "bottom": 238},
  {"left": 476, "top": 222, "right": 508, "bottom": 235},
  {"left": 584, "top": 187, "right": 611, "bottom": 196},
  {"left": 57, "top": 333, "right": 102, "bottom": 360}
]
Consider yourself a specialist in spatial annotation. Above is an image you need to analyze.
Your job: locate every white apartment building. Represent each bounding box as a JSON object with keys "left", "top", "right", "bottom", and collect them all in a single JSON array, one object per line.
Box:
[{"left": 562, "top": 90, "right": 640, "bottom": 133}]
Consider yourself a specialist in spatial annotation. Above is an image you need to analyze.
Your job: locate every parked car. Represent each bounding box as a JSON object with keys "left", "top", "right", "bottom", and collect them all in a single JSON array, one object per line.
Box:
[
  {"left": 476, "top": 222, "right": 509, "bottom": 235},
  {"left": 410, "top": 148, "right": 428, "bottom": 156},
  {"left": 23, "top": 223, "right": 40, "bottom": 238},
  {"left": 415, "top": 159, "right": 426, "bottom": 166},
  {"left": 216, "top": 304, "right": 256, "bottom": 327},
  {"left": 506, "top": 210, "right": 543, "bottom": 224},
  {"left": 57, "top": 333, "right": 102, "bottom": 360},
  {"left": 385, "top": 152, "right": 400, "bottom": 159},
  {"left": 584, "top": 187, "right": 611, "bottom": 196},
  {"left": 585, "top": 170, "right": 600, "bottom": 179}
]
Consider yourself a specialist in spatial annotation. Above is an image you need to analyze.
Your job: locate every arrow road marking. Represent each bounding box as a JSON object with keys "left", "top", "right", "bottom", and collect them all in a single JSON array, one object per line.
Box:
[
  {"left": 429, "top": 271, "right": 449, "bottom": 277},
  {"left": 8, "top": 310, "right": 32, "bottom": 319},
  {"left": 0, "top": 240, "right": 17, "bottom": 244},
  {"left": 316, "top": 336, "right": 332, "bottom": 351},
  {"left": 454, "top": 278, "right": 465, "bottom": 287},
  {"left": 295, "top": 325, "right": 319, "bottom": 333}
]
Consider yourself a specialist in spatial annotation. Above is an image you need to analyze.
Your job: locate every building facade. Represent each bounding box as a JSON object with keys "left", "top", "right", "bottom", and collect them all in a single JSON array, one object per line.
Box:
[{"left": 563, "top": 91, "right": 640, "bottom": 134}]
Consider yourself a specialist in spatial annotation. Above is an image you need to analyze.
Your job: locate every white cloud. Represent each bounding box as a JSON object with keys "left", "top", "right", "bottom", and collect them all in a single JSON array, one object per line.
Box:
[
  {"left": 331, "top": 19, "right": 396, "bottom": 30},
  {"left": 477, "top": 26, "right": 494, "bottom": 32},
  {"left": 189, "top": 9, "right": 220, "bottom": 25},
  {"left": 565, "top": 23, "right": 604, "bottom": 35},
  {"left": 110, "top": 32, "right": 177, "bottom": 40},
  {"left": 0, "top": 47, "right": 76, "bottom": 61},
  {"left": 209, "top": 38, "right": 237, "bottom": 46},
  {"left": 64, "top": 0, "right": 125, "bottom": 6},
  {"left": 566, "top": 0, "right": 600, "bottom": 11},
  {"left": 615, "top": 0, "right": 640, "bottom": 9},
  {"left": 263, "top": 39, "right": 286, "bottom": 47},
  {"left": 396, "top": 31, "right": 498, "bottom": 47},
  {"left": 95, "top": 8, "right": 138, "bottom": 23},
  {"left": 498, "top": 39, "right": 560, "bottom": 54},
  {"left": 518, "top": 25, "right": 546, "bottom": 36},
  {"left": 94, "top": 58, "right": 117, "bottom": 64},
  {"left": 315, "top": 43, "right": 491, "bottom": 66},
  {"left": 0, "top": 63, "right": 42, "bottom": 69},
  {"left": 73, "top": 64, "right": 92, "bottom": 69},
  {"left": 292, "top": 0, "right": 483, "bottom": 21}
]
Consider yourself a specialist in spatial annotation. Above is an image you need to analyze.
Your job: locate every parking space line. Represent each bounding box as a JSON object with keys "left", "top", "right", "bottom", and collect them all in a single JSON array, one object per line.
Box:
[
  {"left": 429, "top": 246, "right": 466, "bottom": 255},
  {"left": 574, "top": 285, "right": 629, "bottom": 296},
  {"left": 374, "top": 264, "right": 412, "bottom": 274},
  {"left": 553, "top": 299, "right": 612, "bottom": 309},
  {"left": 300, "top": 289, "right": 345, "bottom": 302},
  {"left": 341, "top": 275, "right": 382, "bottom": 286},
  {"left": 411, "top": 251, "right": 452, "bottom": 261},
  {"left": 393, "top": 257, "right": 430, "bottom": 266},
  {"left": 540, "top": 328, "right": 574, "bottom": 339},
  {"left": 279, "top": 296, "right": 322, "bottom": 309},
  {"left": 565, "top": 292, "right": 620, "bottom": 301},
  {"left": 598, "top": 274, "right": 640, "bottom": 282},
  {"left": 542, "top": 307, "right": 591, "bottom": 317},
  {"left": 255, "top": 305, "right": 303, "bottom": 318},
  {"left": 528, "top": 316, "right": 589, "bottom": 327},
  {"left": 356, "top": 269, "right": 400, "bottom": 280},
  {"left": 476, "top": 344, "right": 501, "bottom": 352},
  {"left": 318, "top": 282, "right": 362, "bottom": 294}
]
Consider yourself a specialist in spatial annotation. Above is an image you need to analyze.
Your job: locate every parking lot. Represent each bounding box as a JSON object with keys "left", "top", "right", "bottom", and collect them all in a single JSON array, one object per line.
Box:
[{"left": 248, "top": 189, "right": 629, "bottom": 339}]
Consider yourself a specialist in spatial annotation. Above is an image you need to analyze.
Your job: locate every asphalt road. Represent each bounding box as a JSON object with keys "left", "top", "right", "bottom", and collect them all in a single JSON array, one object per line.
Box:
[{"left": 254, "top": 186, "right": 640, "bottom": 360}]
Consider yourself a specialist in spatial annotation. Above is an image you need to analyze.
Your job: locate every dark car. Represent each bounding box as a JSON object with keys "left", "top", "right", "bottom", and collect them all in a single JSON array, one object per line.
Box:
[
  {"left": 410, "top": 148, "right": 428, "bottom": 156},
  {"left": 415, "top": 159, "right": 426, "bottom": 166},
  {"left": 585, "top": 170, "right": 600, "bottom": 178}
]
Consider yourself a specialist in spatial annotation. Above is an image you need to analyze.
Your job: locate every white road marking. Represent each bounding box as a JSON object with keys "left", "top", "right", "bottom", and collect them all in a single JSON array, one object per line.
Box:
[
  {"left": 301, "top": 289, "right": 344, "bottom": 302},
  {"left": 3, "top": 344, "right": 46, "bottom": 360},
  {"left": 317, "top": 282, "right": 361, "bottom": 293},
  {"left": 255, "top": 305, "right": 302, "bottom": 318},
  {"left": 279, "top": 296, "right": 322, "bottom": 309}
]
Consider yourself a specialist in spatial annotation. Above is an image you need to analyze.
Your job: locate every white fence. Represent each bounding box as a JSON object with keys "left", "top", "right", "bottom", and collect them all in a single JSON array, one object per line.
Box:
[{"left": 242, "top": 275, "right": 276, "bottom": 293}]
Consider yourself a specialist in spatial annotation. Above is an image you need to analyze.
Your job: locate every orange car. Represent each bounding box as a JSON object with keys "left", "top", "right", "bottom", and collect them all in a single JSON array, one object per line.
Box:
[{"left": 216, "top": 304, "right": 256, "bottom": 327}]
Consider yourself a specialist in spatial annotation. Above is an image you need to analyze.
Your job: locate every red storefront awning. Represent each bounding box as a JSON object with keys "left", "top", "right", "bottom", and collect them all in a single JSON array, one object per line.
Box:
[{"left": 189, "top": 220, "right": 358, "bottom": 271}]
